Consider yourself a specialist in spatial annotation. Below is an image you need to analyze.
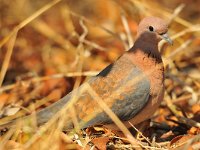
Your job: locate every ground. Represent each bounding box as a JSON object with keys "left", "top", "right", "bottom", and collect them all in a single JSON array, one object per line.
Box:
[{"left": 0, "top": 0, "right": 200, "bottom": 149}]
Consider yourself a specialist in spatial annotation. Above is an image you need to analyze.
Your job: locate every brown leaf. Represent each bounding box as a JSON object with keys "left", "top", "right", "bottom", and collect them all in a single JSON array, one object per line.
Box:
[
  {"left": 2, "top": 140, "right": 23, "bottom": 150},
  {"left": 3, "top": 107, "right": 20, "bottom": 116},
  {"left": 46, "top": 88, "right": 63, "bottom": 102},
  {"left": 91, "top": 137, "right": 110, "bottom": 150},
  {"left": 40, "top": 67, "right": 70, "bottom": 97},
  {"left": 169, "top": 134, "right": 195, "bottom": 149},
  {"left": 188, "top": 127, "right": 200, "bottom": 135},
  {"left": 0, "top": 93, "right": 9, "bottom": 109},
  {"left": 160, "top": 130, "right": 174, "bottom": 139},
  {"left": 192, "top": 104, "right": 200, "bottom": 114},
  {"left": 85, "top": 126, "right": 106, "bottom": 137}
]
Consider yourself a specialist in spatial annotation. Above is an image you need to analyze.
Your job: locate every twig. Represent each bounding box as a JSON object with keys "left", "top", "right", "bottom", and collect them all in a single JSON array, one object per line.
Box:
[
  {"left": 31, "top": 19, "right": 76, "bottom": 52},
  {"left": 0, "top": 71, "right": 99, "bottom": 93},
  {"left": 82, "top": 39, "right": 106, "bottom": 51},
  {"left": 128, "top": 121, "right": 154, "bottom": 147},
  {"left": 121, "top": 12, "right": 134, "bottom": 49},
  {"left": 85, "top": 83, "right": 142, "bottom": 148},
  {"left": 168, "top": 4, "right": 185, "bottom": 25},
  {"left": 172, "top": 93, "right": 200, "bottom": 104},
  {"left": 166, "top": 99, "right": 200, "bottom": 128},
  {"left": 171, "top": 25, "right": 200, "bottom": 40},
  {"left": 176, "top": 116, "right": 200, "bottom": 128},
  {"left": 0, "top": 0, "right": 62, "bottom": 48},
  {"left": 0, "top": 31, "right": 17, "bottom": 87},
  {"left": 23, "top": 83, "right": 88, "bottom": 149},
  {"left": 131, "top": 0, "right": 192, "bottom": 27},
  {"left": 0, "top": 128, "right": 16, "bottom": 149},
  {"left": 167, "top": 39, "right": 193, "bottom": 59},
  {"left": 68, "top": 10, "right": 122, "bottom": 42}
]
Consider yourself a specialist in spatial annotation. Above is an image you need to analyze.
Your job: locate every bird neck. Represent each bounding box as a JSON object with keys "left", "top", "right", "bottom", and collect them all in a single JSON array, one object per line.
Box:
[{"left": 129, "top": 33, "right": 161, "bottom": 61}]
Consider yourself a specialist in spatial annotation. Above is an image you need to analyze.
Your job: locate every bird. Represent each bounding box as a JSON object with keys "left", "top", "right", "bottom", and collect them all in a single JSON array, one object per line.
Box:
[{"left": 0, "top": 16, "right": 172, "bottom": 130}]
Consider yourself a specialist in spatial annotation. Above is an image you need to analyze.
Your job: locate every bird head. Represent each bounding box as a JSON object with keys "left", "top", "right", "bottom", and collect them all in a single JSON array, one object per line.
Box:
[{"left": 136, "top": 17, "right": 173, "bottom": 45}]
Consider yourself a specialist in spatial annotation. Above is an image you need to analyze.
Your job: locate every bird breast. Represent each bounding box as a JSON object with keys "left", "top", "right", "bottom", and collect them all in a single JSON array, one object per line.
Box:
[{"left": 125, "top": 50, "right": 164, "bottom": 104}]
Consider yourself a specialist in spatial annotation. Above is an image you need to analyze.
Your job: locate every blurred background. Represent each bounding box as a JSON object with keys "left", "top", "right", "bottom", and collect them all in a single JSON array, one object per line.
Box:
[
  {"left": 0, "top": 0, "right": 200, "bottom": 149},
  {"left": 1, "top": 0, "right": 199, "bottom": 79}
]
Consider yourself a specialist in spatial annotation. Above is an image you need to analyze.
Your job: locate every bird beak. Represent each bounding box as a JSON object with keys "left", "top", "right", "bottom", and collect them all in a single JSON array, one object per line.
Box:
[{"left": 160, "top": 33, "right": 173, "bottom": 45}]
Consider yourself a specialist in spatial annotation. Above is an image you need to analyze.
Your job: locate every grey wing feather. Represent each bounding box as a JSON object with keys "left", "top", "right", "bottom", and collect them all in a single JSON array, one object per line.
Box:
[
  {"left": 0, "top": 56, "right": 150, "bottom": 130},
  {"left": 36, "top": 58, "right": 150, "bottom": 128},
  {"left": 82, "top": 63, "right": 150, "bottom": 127},
  {"left": 36, "top": 91, "right": 73, "bottom": 125}
]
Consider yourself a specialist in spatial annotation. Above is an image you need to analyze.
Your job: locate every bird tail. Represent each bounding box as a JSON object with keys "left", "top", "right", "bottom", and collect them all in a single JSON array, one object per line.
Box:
[
  {"left": 35, "top": 91, "right": 73, "bottom": 125},
  {"left": 0, "top": 91, "right": 73, "bottom": 130}
]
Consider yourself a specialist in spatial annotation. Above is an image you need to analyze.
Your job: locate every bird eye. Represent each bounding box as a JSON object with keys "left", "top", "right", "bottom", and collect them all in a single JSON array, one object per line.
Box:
[{"left": 149, "top": 26, "right": 154, "bottom": 32}]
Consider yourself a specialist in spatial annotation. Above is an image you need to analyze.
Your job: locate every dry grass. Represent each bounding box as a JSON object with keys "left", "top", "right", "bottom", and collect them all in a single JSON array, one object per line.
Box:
[{"left": 0, "top": 0, "right": 200, "bottom": 149}]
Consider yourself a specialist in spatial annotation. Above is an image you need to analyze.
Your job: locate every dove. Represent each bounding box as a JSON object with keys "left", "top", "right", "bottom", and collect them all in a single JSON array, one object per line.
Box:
[{"left": 0, "top": 16, "right": 172, "bottom": 130}]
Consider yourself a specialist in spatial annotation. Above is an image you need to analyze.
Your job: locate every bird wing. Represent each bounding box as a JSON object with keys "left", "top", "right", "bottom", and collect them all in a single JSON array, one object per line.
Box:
[
  {"left": 76, "top": 55, "right": 150, "bottom": 128},
  {"left": 36, "top": 54, "right": 150, "bottom": 128}
]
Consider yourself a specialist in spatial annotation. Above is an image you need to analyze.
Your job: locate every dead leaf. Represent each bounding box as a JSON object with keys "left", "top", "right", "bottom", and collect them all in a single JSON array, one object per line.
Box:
[
  {"left": 91, "top": 137, "right": 110, "bottom": 150},
  {"left": 169, "top": 134, "right": 195, "bottom": 149},
  {"left": 192, "top": 104, "right": 200, "bottom": 114},
  {"left": 161, "top": 130, "right": 174, "bottom": 139},
  {"left": 188, "top": 127, "right": 200, "bottom": 135},
  {"left": 2, "top": 140, "right": 23, "bottom": 150},
  {"left": 3, "top": 107, "right": 20, "bottom": 116}
]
